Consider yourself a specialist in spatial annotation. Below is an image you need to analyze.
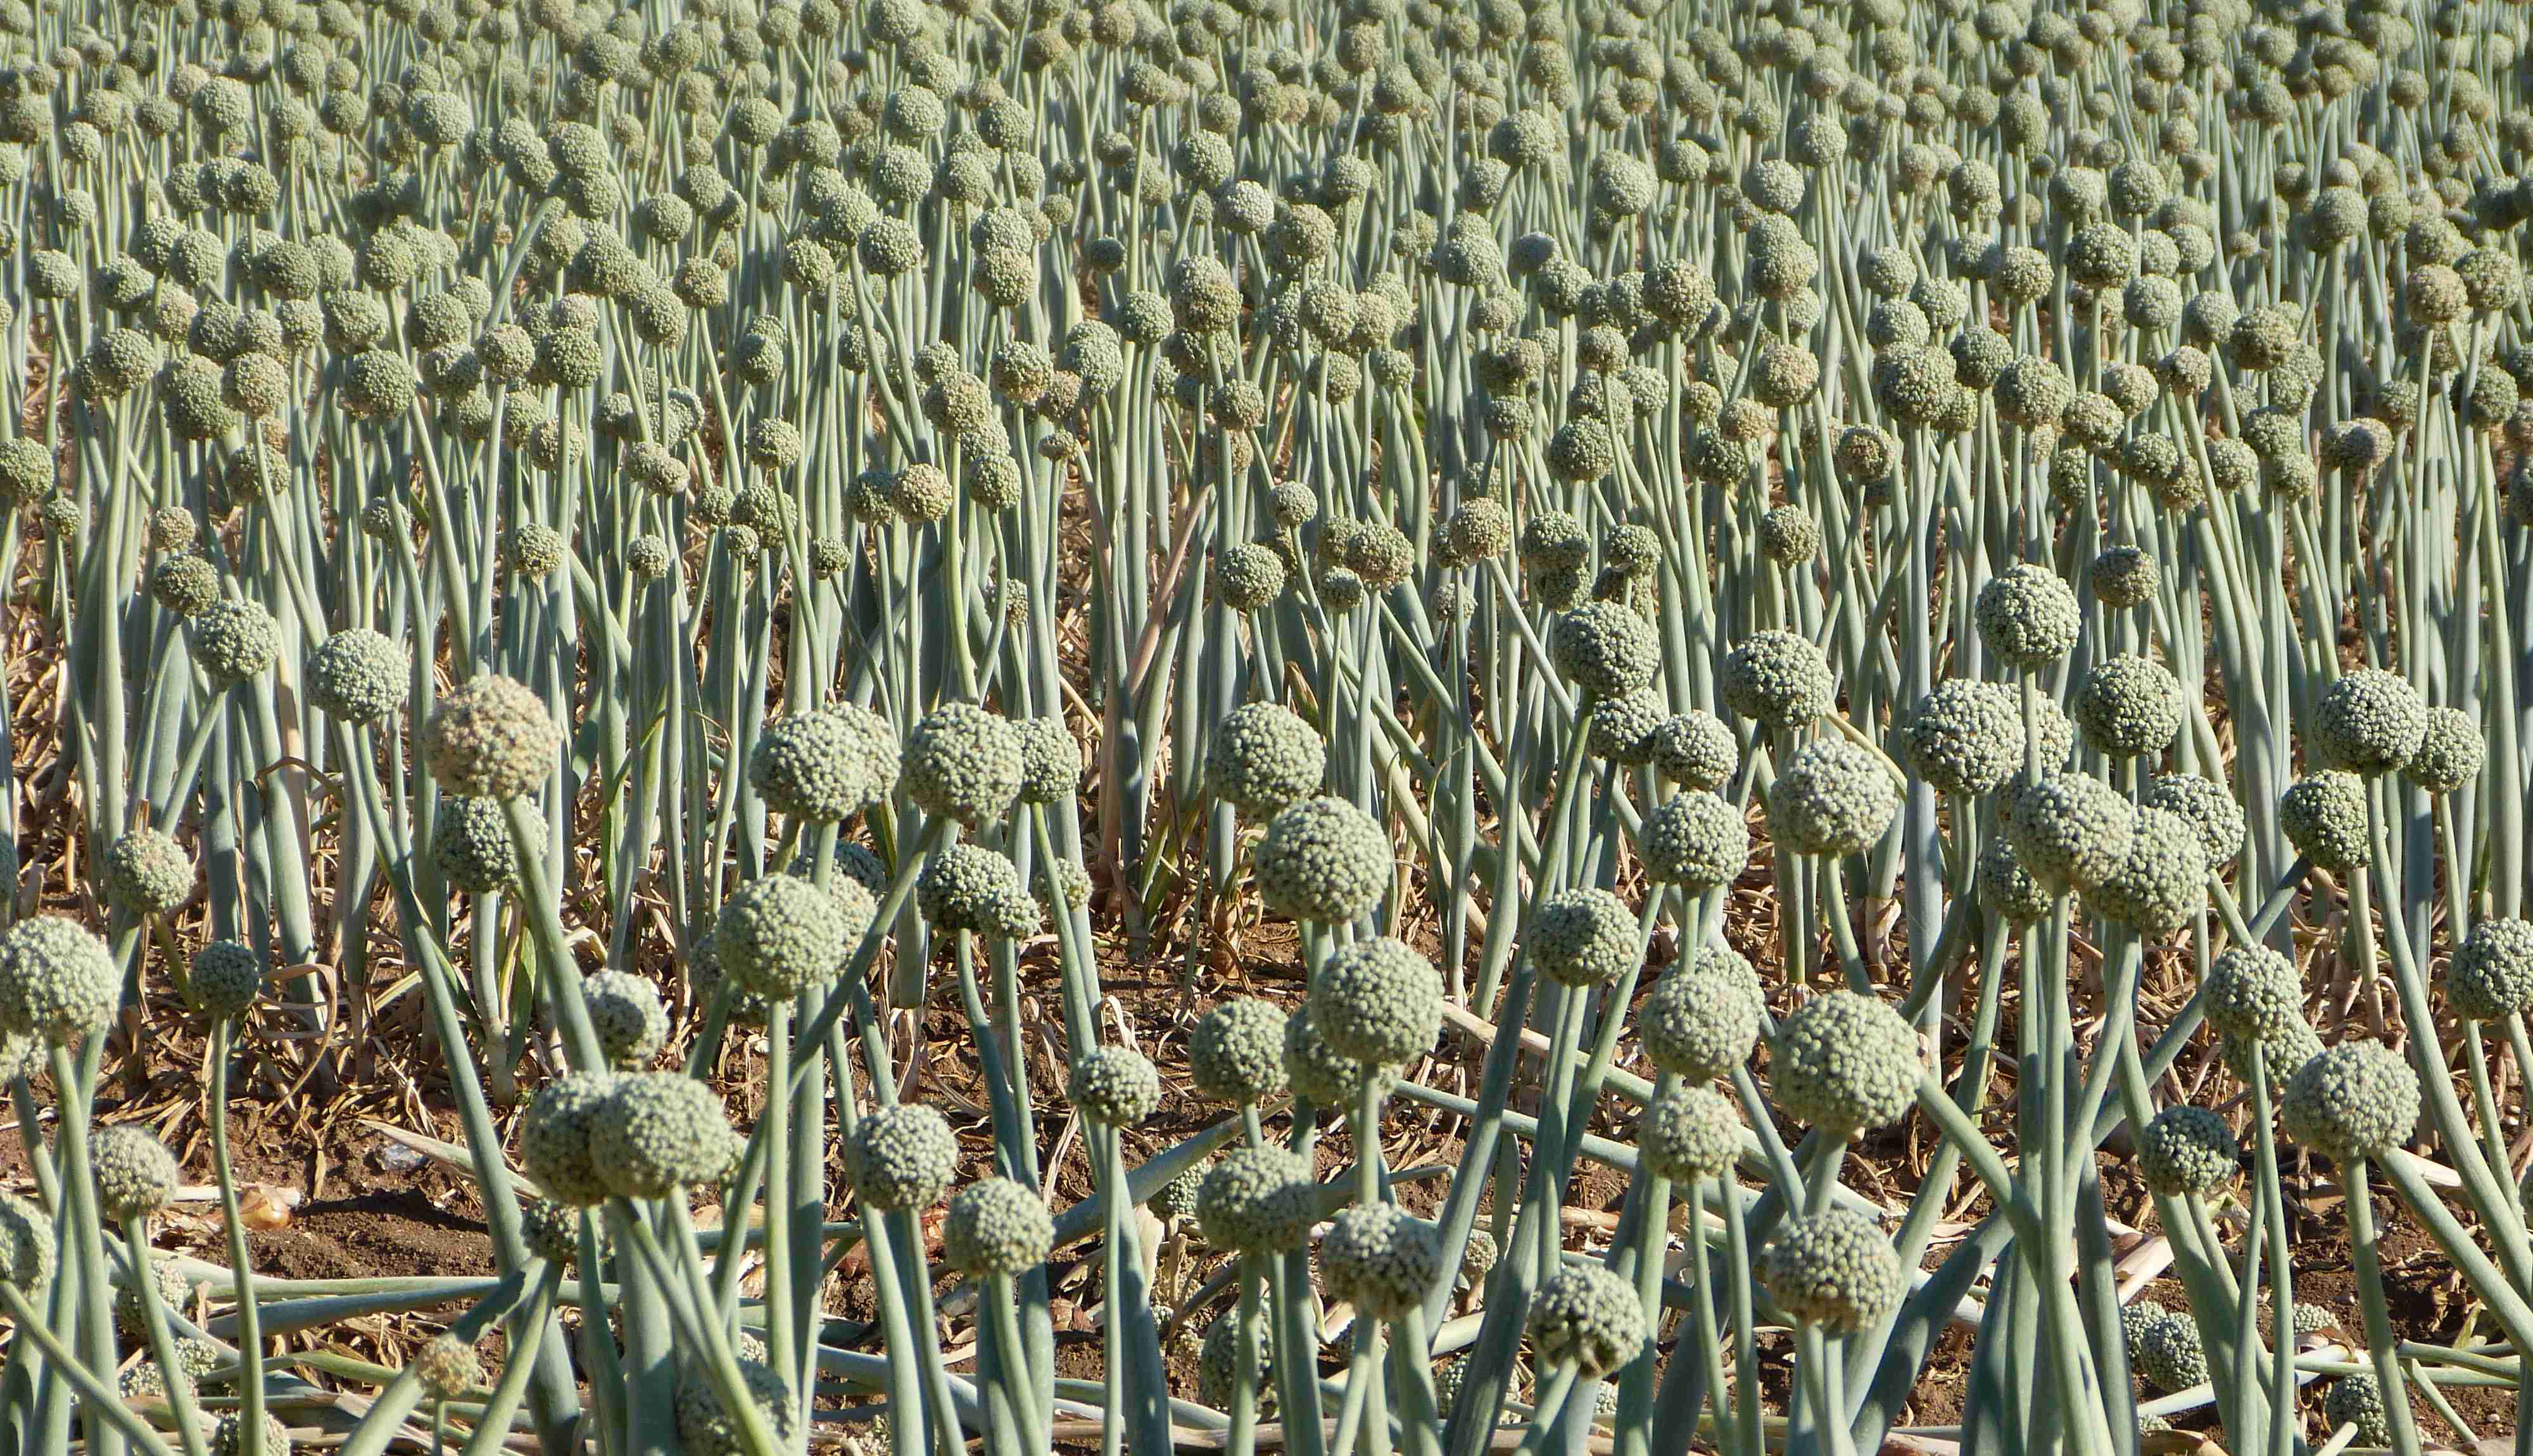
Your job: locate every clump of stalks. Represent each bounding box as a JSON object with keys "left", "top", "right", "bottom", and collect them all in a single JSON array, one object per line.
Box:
[{"left": 2, "top": 0, "right": 2533, "bottom": 1452}]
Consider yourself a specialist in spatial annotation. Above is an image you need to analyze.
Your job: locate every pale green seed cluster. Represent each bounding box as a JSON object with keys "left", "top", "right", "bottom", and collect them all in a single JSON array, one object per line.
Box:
[
  {"left": 304, "top": 629, "right": 410, "bottom": 724},
  {"left": 2125, "top": 1303, "right": 2209, "bottom": 1393},
  {"left": 1525, "top": 888, "right": 1641, "bottom": 986},
  {"left": 1317, "top": 1205, "right": 1441, "bottom": 1318},
  {"left": 1191, "top": 998, "right": 1290, "bottom": 1105},
  {"left": 2279, "top": 772, "right": 2371, "bottom": 871},
  {"left": 1769, "top": 991, "right": 1919, "bottom": 1134},
  {"left": 2449, "top": 919, "right": 2533, "bottom": 1020},
  {"left": 101, "top": 827, "right": 193, "bottom": 917},
  {"left": 1638, "top": 945, "right": 1762, "bottom": 1084},
  {"left": 901, "top": 702, "right": 1025, "bottom": 827},
  {"left": 1254, "top": 796, "right": 1390, "bottom": 924},
  {"left": 2137, "top": 1105, "right": 2239, "bottom": 1197},
  {"left": 424, "top": 675, "right": 562, "bottom": 801},
  {"left": 1068, "top": 1045, "right": 1163, "bottom": 1126},
  {"left": 1759, "top": 1210, "right": 1907, "bottom": 1335},
  {"left": 944, "top": 1176, "right": 1054, "bottom": 1277},
  {"left": 1768, "top": 739, "right": 1899, "bottom": 858},
  {"left": 1637, "top": 1084, "right": 1740, "bottom": 1184},
  {"left": 1197, "top": 1148, "right": 1319, "bottom": 1255},
  {"left": 1312, "top": 937, "right": 1443, "bottom": 1067},
  {"left": 2282, "top": 1039, "right": 2421, "bottom": 1165},
  {"left": 845, "top": 1104, "right": 960, "bottom": 1212},
  {"left": 1639, "top": 791, "right": 1749, "bottom": 889},
  {"left": 1524, "top": 1265, "right": 1647, "bottom": 1381},
  {"left": 1208, "top": 702, "right": 1325, "bottom": 817}
]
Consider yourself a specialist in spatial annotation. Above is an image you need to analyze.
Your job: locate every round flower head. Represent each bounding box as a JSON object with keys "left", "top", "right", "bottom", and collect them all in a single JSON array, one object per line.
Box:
[
  {"left": 435, "top": 798, "right": 518, "bottom": 894},
  {"left": 1284, "top": 1001, "right": 1385, "bottom": 1104},
  {"left": 1588, "top": 691, "right": 1665, "bottom": 766},
  {"left": 2280, "top": 772, "right": 2370, "bottom": 871},
  {"left": 1438, "top": 498, "right": 1514, "bottom": 563},
  {"left": 191, "top": 598, "right": 281, "bottom": 684},
  {"left": 584, "top": 970, "right": 667, "bottom": 1069},
  {"left": 1028, "top": 856, "right": 1089, "bottom": 912},
  {"left": 675, "top": 1359, "right": 799, "bottom": 1456},
  {"left": 2282, "top": 1039, "right": 2420, "bottom": 1165},
  {"left": 521, "top": 1071, "right": 622, "bottom": 1206},
  {"left": 152, "top": 557, "right": 221, "bottom": 618},
  {"left": 1527, "top": 888, "right": 1641, "bottom": 987},
  {"left": 1255, "top": 796, "right": 1389, "bottom": 924},
  {"left": 1191, "top": 998, "right": 1289, "bottom": 1104},
  {"left": 1267, "top": 479, "right": 1319, "bottom": 530},
  {"left": 2313, "top": 668, "right": 2427, "bottom": 775},
  {"left": 1552, "top": 601, "right": 1659, "bottom": 700},
  {"left": 1721, "top": 630, "right": 1835, "bottom": 729},
  {"left": 2127, "top": 1304, "right": 2208, "bottom": 1392},
  {"left": 1197, "top": 1147, "right": 1318, "bottom": 1253},
  {"left": 1153, "top": 1163, "right": 1206, "bottom": 1221},
  {"left": 0, "top": 439, "right": 52, "bottom": 505},
  {"left": 0, "top": 917, "right": 115, "bottom": 1048},
  {"left": 944, "top": 1176, "right": 1053, "bottom": 1277},
  {"left": 425, "top": 676, "right": 562, "bottom": 800},
  {"left": 1208, "top": 703, "right": 1325, "bottom": 817},
  {"left": 714, "top": 874, "right": 847, "bottom": 1000},
  {"left": 1639, "top": 944, "right": 1762, "bottom": 1082},
  {"left": 1068, "top": 1045, "right": 1161, "bottom": 1126},
  {"left": 2144, "top": 773, "right": 2247, "bottom": 865},
  {"left": 826, "top": 706, "right": 901, "bottom": 804},
  {"left": 1198, "top": 1309, "right": 1275, "bottom": 1407},
  {"left": 2324, "top": 1370, "right": 2396, "bottom": 1447},
  {"left": 91, "top": 1125, "right": 180, "bottom": 1221},
  {"left": 1313, "top": 937, "right": 1443, "bottom": 1066},
  {"left": 213, "top": 1413, "right": 294, "bottom": 1456},
  {"left": 1525, "top": 1264, "right": 1646, "bottom": 1380},
  {"left": 506, "top": 522, "right": 567, "bottom": 579},
  {"left": 591, "top": 1072, "right": 731, "bottom": 1200},
  {"left": 844, "top": 1103, "right": 959, "bottom": 1210},
  {"left": 2009, "top": 775, "right": 2135, "bottom": 891},
  {"left": 2072, "top": 655, "right": 2182, "bottom": 760},
  {"left": 2223, "top": 1013, "right": 2328, "bottom": 1093},
  {"left": 1905, "top": 680, "right": 2023, "bottom": 797},
  {"left": 1320, "top": 1203, "right": 1441, "bottom": 1318},
  {"left": 2081, "top": 806, "right": 2206, "bottom": 935},
  {"left": 1639, "top": 791, "right": 1749, "bottom": 890},
  {"left": 102, "top": 827, "right": 193, "bottom": 917},
  {"left": 2137, "top": 1105, "right": 2239, "bottom": 1196},
  {"left": 1216, "top": 543, "right": 1287, "bottom": 611},
  {"left": 901, "top": 703, "right": 1025, "bottom": 827},
  {"left": 749, "top": 710, "right": 885, "bottom": 821},
  {"left": 2202, "top": 946, "right": 2307, "bottom": 1043},
  {"left": 412, "top": 1333, "right": 482, "bottom": 1401},
  {"left": 187, "top": 939, "right": 264, "bottom": 1019},
  {"left": 1519, "top": 511, "right": 1591, "bottom": 573},
  {"left": 1649, "top": 711, "right": 1737, "bottom": 789},
  {"left": 1975, "top": 565, "right": 2081, "bottom": 669},
  {"left": 304, "top": 629, "right": 409, "bottom": 725},
  {"left": 2447, "top": 919, "right": 2533, "bottom": 1022},
  {"left": 2091, "top": 546, "right": 2160, "bottom": 609},
  {"left": 1769, "top": 989, "right": 1919, "bottom": 1133},
  {"left": 1760, "top": 1208, "right": 1907, "bottom": 1334},
  {"left": 1977, "top": 836, "right": 2055, "bottom": 924},
  {"left": 918, "top": 843, "right": 1040, "bottom": 941},
  {"left": 1769, "top": 739, "right": 1900, "bottom": 858},
  {"left": 1638, "top": 1083, "right": 1740, "bottom": 1183},
  {"left": 1014, "top": 717, "right": 1080, "bottom": 804},
  {"left": 0, "top": 1190, "right": 52, "bottom": 1293},
  {"left": 2405, "top": 706, "right": 2485, "bottom": 793}
]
